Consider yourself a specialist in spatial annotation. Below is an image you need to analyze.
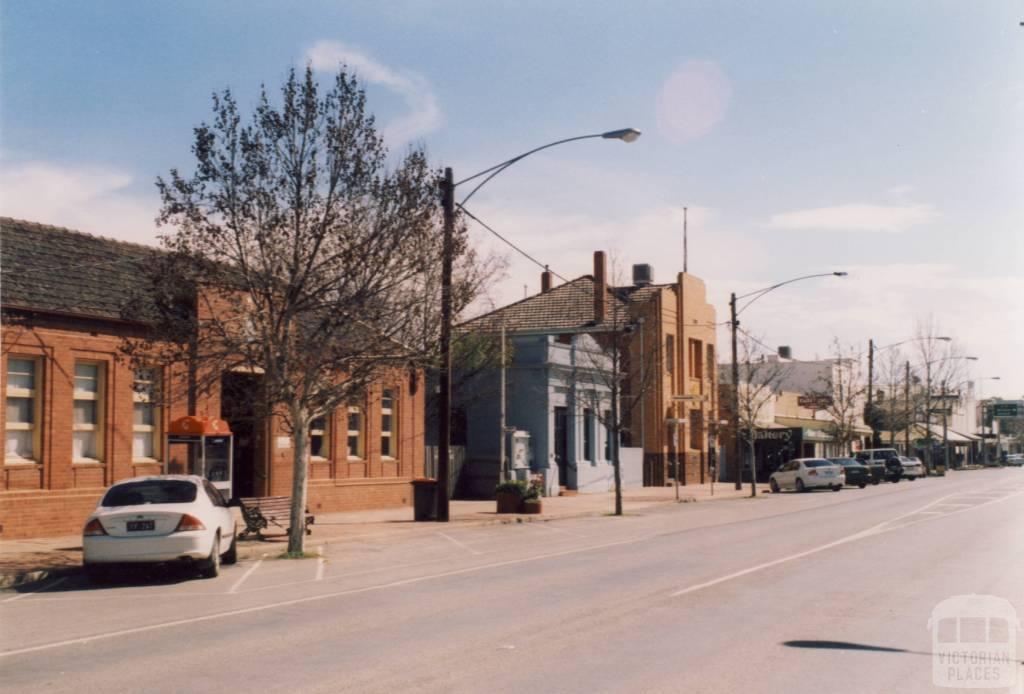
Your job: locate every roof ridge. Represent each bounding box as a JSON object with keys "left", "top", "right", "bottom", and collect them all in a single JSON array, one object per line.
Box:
[
  {"left": 0, "top": 216, "right": 163, "bottom": 254},
  {"left": 458, "top": 274, "right": 596, "bottom": 327}
]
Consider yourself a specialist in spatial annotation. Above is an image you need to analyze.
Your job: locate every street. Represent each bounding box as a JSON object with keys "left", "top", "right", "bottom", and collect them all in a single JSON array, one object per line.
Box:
[{"left": 3, "top": 468, "right": 1023, "bottom": 693}]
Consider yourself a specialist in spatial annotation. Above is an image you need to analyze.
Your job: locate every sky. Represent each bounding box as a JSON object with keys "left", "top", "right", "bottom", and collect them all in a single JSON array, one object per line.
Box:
[{"left": 2, "top": 1, "right": 1022, "bottom": 398}]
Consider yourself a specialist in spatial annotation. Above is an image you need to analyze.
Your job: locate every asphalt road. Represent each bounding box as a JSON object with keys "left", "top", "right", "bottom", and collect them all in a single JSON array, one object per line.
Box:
[{"left": 3, "top": 469, "right": 1023, "bottom": 693}]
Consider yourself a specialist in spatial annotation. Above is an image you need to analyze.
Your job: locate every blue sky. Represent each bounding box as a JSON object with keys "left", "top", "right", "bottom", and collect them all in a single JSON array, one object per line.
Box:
[{"left": 2, "top": 1, "right": 1022, "bottom": 396}]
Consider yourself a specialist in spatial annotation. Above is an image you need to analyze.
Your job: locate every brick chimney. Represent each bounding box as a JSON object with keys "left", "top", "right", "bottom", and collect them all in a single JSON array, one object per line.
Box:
[
  {"left": 541, "top": 269, "right": 552, "bottom": 293},
  {"left": 593, "top": 250, "right": 606, "bottom": 322}
]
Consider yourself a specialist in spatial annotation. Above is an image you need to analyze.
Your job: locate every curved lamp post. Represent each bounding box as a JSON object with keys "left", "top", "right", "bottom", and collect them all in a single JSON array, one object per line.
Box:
[
  {"left": 728, "top": 272, "right": 847, "bottom": 495},
  {"left": 866, "top": 336, "right": 951, "bottom": 446},
  {"left": 435, "top": 128, "right": 641, "bottom": 521}
]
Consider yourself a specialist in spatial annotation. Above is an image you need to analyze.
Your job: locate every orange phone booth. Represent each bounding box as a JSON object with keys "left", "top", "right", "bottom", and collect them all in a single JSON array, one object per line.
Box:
[{"left": 167, "top": 416, "right": 234, "bottom": 499}]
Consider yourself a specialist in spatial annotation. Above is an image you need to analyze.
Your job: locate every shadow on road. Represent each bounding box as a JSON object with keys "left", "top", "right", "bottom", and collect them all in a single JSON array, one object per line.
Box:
[{"left": 782, "top": 640, "right": 927, "bottom": 656}]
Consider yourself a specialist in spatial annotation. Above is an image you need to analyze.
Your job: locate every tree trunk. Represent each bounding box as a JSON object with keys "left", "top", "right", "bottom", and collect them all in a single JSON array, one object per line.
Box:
[
  {"left": 612, "top": 347, "right": 623, "bottom": 516},
  {"left": 288, "top": 404, "right": 310, "bottom": 555}
]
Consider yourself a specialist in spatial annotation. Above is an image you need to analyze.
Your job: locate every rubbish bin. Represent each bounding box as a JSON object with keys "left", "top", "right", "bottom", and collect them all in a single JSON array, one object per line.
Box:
[{"left": 412, "top": 478, "right": 438, "bottom": 521}]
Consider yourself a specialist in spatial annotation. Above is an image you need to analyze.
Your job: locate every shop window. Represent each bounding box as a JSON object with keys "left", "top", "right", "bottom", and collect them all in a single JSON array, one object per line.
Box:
[
  {"left": 132, "top": 369, "right": 161, "bottom": 461},
  {"left": 310, "top": 415, "right": 329, "bottom": 459},
  {"left": 380, "top": 389, "right": 396, "bottom": 458},
  {"left": 347, "top": 405, "right": 364, "bottom": 459},
  {"left": 73, "top": 362, "right": 104, "bottom": 462},
  {"left": 5, "top": 357, "right": 39, "bottom": 462}
]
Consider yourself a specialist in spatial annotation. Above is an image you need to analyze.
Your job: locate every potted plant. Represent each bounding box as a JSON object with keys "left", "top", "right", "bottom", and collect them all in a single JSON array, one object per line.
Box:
[
  {"left": 495, "top": 480, "right": 527, "bottom": 514},
  {"left": 521, "top": 474, "right": 544, "bottom": 514}
]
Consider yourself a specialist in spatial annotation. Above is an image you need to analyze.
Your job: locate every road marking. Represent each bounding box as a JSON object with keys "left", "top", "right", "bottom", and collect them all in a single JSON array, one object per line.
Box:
[
  {"left": 523, "top": 522, "right": 586, "bottom": 538},
  {"left": 228, "top": 555, "right": 265, "bottom": 594},
  {"left": 436, "top": 531, "right": 483, "bottom": 555},
  {"left": 1, "top": 577, "right": 67, "bottom": 604},
  {"left": 316, "top": 547, "right": 325, "bottom": 581},
  {"left": 669, "top": 486, "right": 1024, "bottom": 599},
  {"left": 0, "top": 533, "right": 659, "bottom": 658}
]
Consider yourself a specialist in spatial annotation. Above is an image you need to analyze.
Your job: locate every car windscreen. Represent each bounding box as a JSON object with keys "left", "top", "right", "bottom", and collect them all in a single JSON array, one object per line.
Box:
[
  {"left": 830, "top": 458, "right": 857, "bottom": 466},
  {"left": 102, "top": 480, "right": 198, "bottom": 506},
  {"left": 804, "top": 460, "right": 832, "bottom": 467}
]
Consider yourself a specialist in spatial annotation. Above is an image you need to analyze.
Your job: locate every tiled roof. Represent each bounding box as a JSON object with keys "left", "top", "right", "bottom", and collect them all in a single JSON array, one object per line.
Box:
[
  {"left": 460, "top": 276, "right": 632, "bottom": 333},
  {"left": 0, "top": 217, "right": 160, "bottom": 322}
]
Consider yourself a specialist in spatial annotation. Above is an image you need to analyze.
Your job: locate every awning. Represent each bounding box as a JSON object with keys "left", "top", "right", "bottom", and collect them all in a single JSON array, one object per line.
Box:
[{"left": 881, "top": 424, "right": 978, "bottom": 444}]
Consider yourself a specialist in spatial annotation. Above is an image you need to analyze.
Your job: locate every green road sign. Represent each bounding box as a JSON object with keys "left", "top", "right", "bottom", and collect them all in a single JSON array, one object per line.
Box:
[{"left": 992, "top": 403, "right": 1020, "bottom": 418}]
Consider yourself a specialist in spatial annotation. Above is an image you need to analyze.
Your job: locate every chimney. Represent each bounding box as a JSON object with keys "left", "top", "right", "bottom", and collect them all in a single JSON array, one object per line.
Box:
[
  {"left": 778, "top": 346, "right": 792, "bottom": 360},
  {"left": 541, "top": 269, "right": 552, "bottom": 293},
  {"left": 593, "top": 250, "right": 606, "bottom": 322}
]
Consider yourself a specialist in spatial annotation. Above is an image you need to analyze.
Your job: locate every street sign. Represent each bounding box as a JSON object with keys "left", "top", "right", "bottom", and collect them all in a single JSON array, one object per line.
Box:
[
  {"left": 798, "top": 395, "right": 833, "bottom": 410},
  {"left": 672, "top": 394, "right": 708, "bottom": 402},
  {"left": 992, "top": 403, "right": 1020, "bottom": 418}
]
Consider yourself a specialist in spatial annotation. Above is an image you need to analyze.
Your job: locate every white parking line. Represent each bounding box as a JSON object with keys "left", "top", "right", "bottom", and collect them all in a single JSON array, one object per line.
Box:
[
  {"left": 228, "top": 555, "right": 265, "bottom": 594},
  {"left": 316, "top": 547, "right": 326, "bottom": 581},
  {"left": 1, "top": 576, "right": 67, "bottom": 604},
  {"left": 436, "top": 531, "right": 483, "bottom": 555}
]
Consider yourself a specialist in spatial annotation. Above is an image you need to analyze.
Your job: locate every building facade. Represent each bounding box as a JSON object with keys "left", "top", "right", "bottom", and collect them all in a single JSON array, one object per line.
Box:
[{"left": 1, "top": 218, "right": 424, "bottom": 538}]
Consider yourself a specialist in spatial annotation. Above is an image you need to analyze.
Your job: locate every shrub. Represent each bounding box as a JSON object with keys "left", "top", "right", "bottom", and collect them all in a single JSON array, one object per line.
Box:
[{"left": 495, "top": 480, "right": 528, "bottom": 496}]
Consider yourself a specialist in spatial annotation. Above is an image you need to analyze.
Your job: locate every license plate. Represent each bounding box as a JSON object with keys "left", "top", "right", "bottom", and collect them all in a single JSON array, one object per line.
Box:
[{"left": 127, "top": 520, "right": 155, "bottom": 532}]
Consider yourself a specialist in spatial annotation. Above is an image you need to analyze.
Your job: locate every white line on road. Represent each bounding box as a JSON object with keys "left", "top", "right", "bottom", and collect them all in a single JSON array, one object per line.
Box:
[
  {"left": 0, "top": 533, "right": 659, "bottom": 658},
  {"left": 316, "top": 547, "right": 325, "bottom": 581},
  {"left": 228, "top": 555, "right": 265, "bottom": 594},
  {"left": 436, "top": 531, "right": 483, "bottom": 555},
  {"left": 1, "top": 577, "right": 67, "bottom": 604},
  {"left": 523, "top": 522, "right": 586, "bottom": 538}
]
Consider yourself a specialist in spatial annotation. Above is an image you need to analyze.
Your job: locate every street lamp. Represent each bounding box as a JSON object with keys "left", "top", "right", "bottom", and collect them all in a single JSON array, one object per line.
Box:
[
  {"left": 436, "top": 128, "right": 641, "bottom": 521},
  {"left": 728, "top": 272, "right": 847, "bottom": 495},
  {"left": 866, "top": 336, "right": 951, "bottom": 446}
]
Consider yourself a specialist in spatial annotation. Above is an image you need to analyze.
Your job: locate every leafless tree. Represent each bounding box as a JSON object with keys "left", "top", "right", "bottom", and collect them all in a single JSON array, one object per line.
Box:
[
  {"left": 802, "top": 338, "right": 866, "bottom": 455},
  {"left": 125, "top": 66, "right": 494, "bottom": 554}
]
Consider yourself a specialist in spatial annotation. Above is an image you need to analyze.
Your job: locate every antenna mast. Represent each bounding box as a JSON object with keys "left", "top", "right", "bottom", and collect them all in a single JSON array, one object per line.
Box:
[{"left": 683, "top": 206, "right": 688, "bottom": 273}]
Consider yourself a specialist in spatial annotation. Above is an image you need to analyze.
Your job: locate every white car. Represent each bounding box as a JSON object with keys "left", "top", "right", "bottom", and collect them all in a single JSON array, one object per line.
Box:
[
  {"left": 769, "top": 458, "right": 844, "bottom": 493},
  {"left": 82, "top": 475, "right": 237, "bottom": 581},
  {"left": 898, "top": 456, "right": 924, "bottom": 480}
]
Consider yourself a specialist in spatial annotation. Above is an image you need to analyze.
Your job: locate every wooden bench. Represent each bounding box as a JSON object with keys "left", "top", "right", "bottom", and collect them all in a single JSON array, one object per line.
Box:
[{"left": 238, "top": 496, "right": 314, "bottom": 540}]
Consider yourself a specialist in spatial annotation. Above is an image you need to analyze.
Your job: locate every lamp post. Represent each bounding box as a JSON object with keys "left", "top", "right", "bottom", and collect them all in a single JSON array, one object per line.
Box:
[
  {"left": 866, "top": 336, "right": 950, "bottom": 447},
  {"left": 728, "top": 272, "right": 848, "bottom": 495},
  {"left": 436, "top": 128, "right": 641, "bottom": 521}
]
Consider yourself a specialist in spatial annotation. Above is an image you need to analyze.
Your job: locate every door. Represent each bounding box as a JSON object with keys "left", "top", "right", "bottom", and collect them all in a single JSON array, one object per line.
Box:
[
  {"left": 554, "top": 407, "right": 568, "bottom": 487},
  {"left": 221, "top": 372, "right": 265, "bottom": 499}
]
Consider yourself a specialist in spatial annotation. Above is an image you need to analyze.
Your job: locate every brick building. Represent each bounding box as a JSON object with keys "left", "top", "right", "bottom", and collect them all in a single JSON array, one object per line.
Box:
[{"left": 1, "top": 218, "right": 425, "bottom": 538}]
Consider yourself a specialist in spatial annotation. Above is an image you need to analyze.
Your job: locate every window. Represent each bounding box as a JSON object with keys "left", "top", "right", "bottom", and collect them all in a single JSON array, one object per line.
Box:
[
  {"left": 706, "top": 344, "right": 715, "bottom": 380},
  {"left": 380, "top": 389, "right": 396, "bottom": 458},
  {"left": 73, "top": 362, "right": 104, "bottom": 462},
  {"left": 689, "top": 339, "right": 703, "bottom": 379},
  {"left": 689, "top": 409, "right": 703, "bottom": 449},
  {"left": 132, "top": 369, "right": 160, "bottom": 461},
  {"left": 665, "top": 335, "right": 675, "bottom": 376},
  {"left": 310, "top": 415, "right": 329, "bottom": 459},
  {"left": 5, "top": 358, "right": 38, "bottom": 462},
  {"left": 583, "top": 408, "right": 593, "bottom": 461},
  {"left": 347, "top": 405, "right": 364, "bottom": 459}
]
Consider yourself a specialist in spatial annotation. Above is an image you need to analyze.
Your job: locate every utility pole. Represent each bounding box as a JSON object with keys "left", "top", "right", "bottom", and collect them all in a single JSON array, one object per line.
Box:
[
  {"left": 499, "top": 323, "right": 507, "bottom": 483},
  {"left": 866, "top": 339, "right": 875, "bottom": 446},
  {"left": 904, "top": 361, "right": 911, "bottom": 456},
  {"left": 730, "top": 292, "right": 741, "bottom": 490},
  {"left": 437, "top": 167, "right": 455, "bottom": 522},
  {"left": 924, "top": 360, "right": 933, "bottom": 474}
]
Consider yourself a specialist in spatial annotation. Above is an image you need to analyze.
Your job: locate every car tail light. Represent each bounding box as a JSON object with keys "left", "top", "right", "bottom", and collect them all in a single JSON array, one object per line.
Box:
[
  {"left": 83, "top": 518, "right": 107, "bottom": 536},
  {"left": 808, "top": 469, "right": 818, "bottom": 476},
  {"left": 174, "top": 514, "right": 206, "bottom": 532}
]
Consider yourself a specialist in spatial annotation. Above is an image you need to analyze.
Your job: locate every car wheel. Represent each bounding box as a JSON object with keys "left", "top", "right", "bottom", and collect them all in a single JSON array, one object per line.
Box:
[
  {"left": 832, "top": 485, "right": 841, "bottom": 492},
  {"left": 222, "top": 530, "right": 238, "bottom": 565},
  {"left": 873, "top": 478, "right": 880, "bottom": 486},
  {"left": 200, "top": 533, "right": 221, "bottom": 579},
  {"left": 85, "top": 564, "right": 111, "bottom": 584},
  {"left": 770, "top": 479, "right": 780, "bottom": 493},
  {"left": 859, "top": 482, "right": 867, "bottom": 489},
  {"left": 795, "top": 478, "right": 806, "bottom": 493},
  {"left": 908, "top": 476, "right": 916, "bottom": 482}
]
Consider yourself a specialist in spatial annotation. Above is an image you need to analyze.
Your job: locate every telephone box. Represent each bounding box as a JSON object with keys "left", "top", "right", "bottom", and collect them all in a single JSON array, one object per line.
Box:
[{"left": 167, "top": 416, "right": 234, "bottom": 498}]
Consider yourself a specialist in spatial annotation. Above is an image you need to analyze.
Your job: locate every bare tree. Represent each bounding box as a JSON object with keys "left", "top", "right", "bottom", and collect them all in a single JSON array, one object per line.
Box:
[
  {"left": 125, "top": 66, "right": 493, "bottom": 554},
  {"left": 912, "top": 317, "right": 967, "bottom": 472},
  {"left": 802, "top": 338, "right": 866, "bottom": 455}
]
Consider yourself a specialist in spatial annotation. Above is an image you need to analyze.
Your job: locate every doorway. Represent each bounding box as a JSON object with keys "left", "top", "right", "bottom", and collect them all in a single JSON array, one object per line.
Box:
[
  {"left": 554, "top": 406, "right": 568, "bottom": 487},
  {"left": 221, "top": 372, "right": 266, "bottom": 499}
]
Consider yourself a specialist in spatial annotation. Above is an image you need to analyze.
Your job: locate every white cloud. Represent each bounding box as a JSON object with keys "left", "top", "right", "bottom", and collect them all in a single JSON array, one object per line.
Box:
[
  {"left": 306, "top": 40, "right": 441, "bottom": 147},
  {"left": 656, "top": 60, "right": 733, "bottom": 144},
  {"left": 0, "top": 161, "right": 160, "bottom": 244},
  {"left": 767, "top": 203, "right": 937, "bottom": 233}
]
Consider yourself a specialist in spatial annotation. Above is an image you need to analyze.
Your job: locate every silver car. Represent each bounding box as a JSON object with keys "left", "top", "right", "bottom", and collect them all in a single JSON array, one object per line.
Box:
[
  {"left": 769, "top": 458, "right": 845, "bottom": 493},
  {"left": 898, "top": 456, "right": 924, "bottom": 480}
]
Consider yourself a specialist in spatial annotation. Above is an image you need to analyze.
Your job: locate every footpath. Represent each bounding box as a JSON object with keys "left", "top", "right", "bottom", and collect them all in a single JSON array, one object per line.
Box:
[{"left": 0, "top": 482, "right": 751, "bottom": 589}]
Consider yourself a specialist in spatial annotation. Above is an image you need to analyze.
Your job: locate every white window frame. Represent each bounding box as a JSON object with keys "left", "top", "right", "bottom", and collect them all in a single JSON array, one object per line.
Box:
[
  {"left": 310, "top": 414, "right": 329, "bottom": 461},
  {"left": 380, "top": 389, "right": 396, "bottom": 459},
  {"left": 73, "top": 361, "right": 104, "bottom": 463},
  {"left": 347, "top": 405, "right": 364, "bottom": 460},
  {"left": 132, "top": 369, "right": 161, "bottom": 463},
  {"left": 5, "top": 357, "right": 40, "bottom": 464}
]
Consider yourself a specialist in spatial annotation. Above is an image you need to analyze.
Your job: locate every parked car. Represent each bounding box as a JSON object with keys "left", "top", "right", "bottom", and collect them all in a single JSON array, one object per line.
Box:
[
  {"left": 898, "top": 456, "right": 924, "bottom": 480},
  {"left": 769, "top": 458, "right": 844, "bottom": 493},
  {"left": 1005, "top": 454, "right": 1024, "bottom": 467},
  {"left": 82, "top": 475, "right": 237, "bottom": 581},
  {"left": 855, "top": 448, "right": 904, "bottom": 483},
  {"left": 829, "top": 458, "right": 871, "bottom": 488}
]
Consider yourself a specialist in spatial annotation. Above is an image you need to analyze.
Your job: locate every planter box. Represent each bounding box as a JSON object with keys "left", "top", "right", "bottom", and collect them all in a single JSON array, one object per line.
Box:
[
  {"left": 496, "top": 491, "right": 522, "bottom": 514},
  {"left": 521, "top": 499, "right": 542, "bottom": 514}
]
